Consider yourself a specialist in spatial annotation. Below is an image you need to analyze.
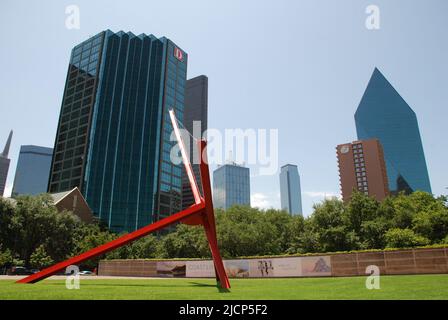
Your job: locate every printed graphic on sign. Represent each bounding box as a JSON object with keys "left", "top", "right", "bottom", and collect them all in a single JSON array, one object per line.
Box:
[
  {"left": 301, "top": 256, "right": 331, "bottom": 276},
  {"left": 224, "top": 260, "right": 250, "bottom": 278},
  {"left": 249, "top": 259, "right": 275, "bottom": 277},
  {"left": 272, "top": 257, "right": 302, "bottom": 277},
  {"left": 174, "top": 47, "right": 183, "bottom": 61},
  {"left": 186, "top": 260, "right": 215, "bottom": 278},
  {"left": 156, "top": 261, "right": 186, "bottom": 277}
]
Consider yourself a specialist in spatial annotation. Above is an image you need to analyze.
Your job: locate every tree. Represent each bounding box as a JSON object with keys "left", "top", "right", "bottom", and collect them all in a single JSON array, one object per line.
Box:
[
  {"left": 159, "top": 224, "right": 209, "bottom": 259},
  {"left": 72, "top": 223, "right": 117, "bottom": 268},
  {"left": 6, "top": 194, "right": 80, "bottom": 266},
  {"left": 385, "top": 228, "right": 429, "bottom": 248},
  {"left": 410, "top": 192, "right": 448, "bottom": 243},
  {"left": 0, "top": 197, "right": 15, "bottom": 249},
  {"left": 0, "top": 247, "right": 13, "bottom": 267},
  {"left": 346, "top": 191, "right": 379, "bottom": 237},
  {"left": 30, "top": 244, "right": 54, "bottom": 269},
  {"left": 121, "top": 235, "right": 163, "bottom": 259},
  {"left": 308, "top": 198, "right": 359, "bottom": 252},
  {"left": 1, "top": 191, "right": 447, "bottom": 266},
  {"left": 390, "top": 193, "right": 416, "bottom": 229},
  {"left": 361, "top": 217, "right": 391, "bottom": 249}
]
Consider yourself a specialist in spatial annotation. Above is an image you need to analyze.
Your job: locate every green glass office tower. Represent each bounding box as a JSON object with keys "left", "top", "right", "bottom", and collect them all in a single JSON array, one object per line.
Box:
[
  {"left": 355, "top": 68, "right": 431, "bottom": 194},
  {"left": 48, "top": 30, "right": 187, "bottom": 232}
]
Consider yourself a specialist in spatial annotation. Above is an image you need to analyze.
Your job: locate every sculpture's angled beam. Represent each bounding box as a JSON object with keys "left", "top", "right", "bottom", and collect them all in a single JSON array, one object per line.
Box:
[
  {"left": 169, "top": 109, "right": 201, "bottom": 205},
  {"left": 16, "top": 202, "right": 205, "bottom": 284}
]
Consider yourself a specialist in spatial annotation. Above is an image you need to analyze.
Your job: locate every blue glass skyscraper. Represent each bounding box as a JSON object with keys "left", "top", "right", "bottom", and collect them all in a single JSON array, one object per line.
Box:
[
  {"left": 355, "top": 68, "right": 431, "bottom": 194},
  {"left": 12, "top": 145, "right": 53, "bottom": 197},
  {"left": 279, "top": 164, "right": 303, "bottom": 215},
  {"left": 48, "top": 30, "right": 187, "bottom": 232},
  {"left": 213, "top": 163, "right": 250, "bottom": 210}
]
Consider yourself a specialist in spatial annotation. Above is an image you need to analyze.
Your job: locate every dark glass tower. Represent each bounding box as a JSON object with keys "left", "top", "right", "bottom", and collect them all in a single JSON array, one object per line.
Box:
[
  {"left": 181, "top": 75, "right": 208, "bottom": 209},
  {"left": 355, "top": 68, "right": 431, "bottom": 194},
  {"left": 48, "top": 30, "right": 187, "bottom": 232}
]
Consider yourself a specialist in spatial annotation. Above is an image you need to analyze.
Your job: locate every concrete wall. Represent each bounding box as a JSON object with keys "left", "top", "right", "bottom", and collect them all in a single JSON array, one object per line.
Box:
[{"left": 98, "top": 247, "right": 448, "bottom": 278}]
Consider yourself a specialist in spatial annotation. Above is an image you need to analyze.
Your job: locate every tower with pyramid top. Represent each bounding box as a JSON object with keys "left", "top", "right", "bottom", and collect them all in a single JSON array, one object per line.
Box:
[{"left": 355, "top": 68, "right": 431, "bottom": 194}]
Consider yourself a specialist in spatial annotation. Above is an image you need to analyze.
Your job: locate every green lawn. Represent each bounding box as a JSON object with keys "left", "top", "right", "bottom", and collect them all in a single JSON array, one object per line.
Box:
[{"left": 1, "top": 274, "right": 447, "bottom": 300}]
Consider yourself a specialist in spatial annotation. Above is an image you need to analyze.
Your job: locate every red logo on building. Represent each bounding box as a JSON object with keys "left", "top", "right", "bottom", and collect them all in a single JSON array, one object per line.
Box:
[{"left": 174, "top": 47, "right": 183, "bottom": 61}]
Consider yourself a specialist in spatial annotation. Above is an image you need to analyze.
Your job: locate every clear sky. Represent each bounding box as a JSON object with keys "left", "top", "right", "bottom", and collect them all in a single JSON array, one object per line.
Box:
[{"left": 1, "top": 0, "right": 447, "bottom": 216}]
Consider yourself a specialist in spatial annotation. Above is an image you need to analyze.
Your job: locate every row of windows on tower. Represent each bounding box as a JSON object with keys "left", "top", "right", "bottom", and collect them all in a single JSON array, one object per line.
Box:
[
  {"left": 63, "top": 92, "right": 92, "bottom": 112},
  {"left": 158, "top": 47, "right": 186, "bottom": 205},
  {"left": 353, "top": 145, "right": 369, "bottom": 194},
  {"left": 71, "top": 35, "right": 102, "bottom": 75},
  {"left": 72, "top": 34, "right": 102, "bottom": 57},
  {"left": 50, "top": 64, "right": 98, "bottom": 193}
]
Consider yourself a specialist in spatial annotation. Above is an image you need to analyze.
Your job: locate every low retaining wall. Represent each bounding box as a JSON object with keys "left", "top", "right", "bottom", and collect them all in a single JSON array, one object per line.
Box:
[
  {"left": 331, "top": 247, "right": 448, "bottom": 276},
  {"left": 98, "top": 247, "right": 448, "bottom": 278}
]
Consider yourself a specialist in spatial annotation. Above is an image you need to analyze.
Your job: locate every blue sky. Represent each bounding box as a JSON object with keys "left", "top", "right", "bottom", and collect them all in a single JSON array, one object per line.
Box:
[{"left": 1, "top": 0, "right": 447, "bottom": 215}]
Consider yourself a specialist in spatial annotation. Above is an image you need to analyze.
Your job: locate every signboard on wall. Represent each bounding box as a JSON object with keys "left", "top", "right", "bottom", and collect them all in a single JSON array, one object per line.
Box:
[
  {"left": 156, "top": 261, "right": 186, "bottom": 277},
  {"left": 224, "top": 260, "right": 250, "bottom": 278},
  {"left": 249, "top": 258, "right": 302, "bottom": 277},
  {"left": 186, "top": 260, "right": 215, "bottom": 278},
  {"left": 301, "top": 256, "right": 331, "bottom": 276},
  {"left": 160, "top": 256, "right": 332, "bottom": 278}
]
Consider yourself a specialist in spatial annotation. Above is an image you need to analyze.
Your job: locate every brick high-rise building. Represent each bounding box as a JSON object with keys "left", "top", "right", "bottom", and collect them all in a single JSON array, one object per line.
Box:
[{"left": 337, "top": 139, "right": 389, "bottom": 202}]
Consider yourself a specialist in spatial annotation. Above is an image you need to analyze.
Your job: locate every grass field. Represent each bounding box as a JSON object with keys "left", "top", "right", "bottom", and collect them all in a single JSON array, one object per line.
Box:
[{"left": 1, "top": 274, "right": 447, "bottom": 300}]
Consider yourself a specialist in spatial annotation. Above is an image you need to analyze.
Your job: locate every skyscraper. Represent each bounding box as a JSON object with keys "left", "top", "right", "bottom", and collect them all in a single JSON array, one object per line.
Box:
[
  {"left": 355, "top": 68, "right": 431, "bottom": 194},
  {"left": 12, "top": 145, "right": 53, "bottom": 197},
  {"left": 213, "top": 163, "right": 250, "bottom": 210},
  {"left": 337, "top": 139, "right": 389, "bottom": 202},
  {"left": 181, "top": 75, "right": 208, "bottom": 209},
  {"left": 48, "top": 30, "right": 188, "bottom": 232},
  {"left": 0, "top": 130, "right": 12, "bottom": 197},
  {"left": 279, "top": 164, "right": 303, "bottom": 215}
]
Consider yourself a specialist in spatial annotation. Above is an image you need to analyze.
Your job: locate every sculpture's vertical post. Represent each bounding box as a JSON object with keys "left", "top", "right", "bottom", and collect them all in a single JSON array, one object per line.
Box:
[{"left": 198, "top": 139, "right": 230, "bottom": 289}]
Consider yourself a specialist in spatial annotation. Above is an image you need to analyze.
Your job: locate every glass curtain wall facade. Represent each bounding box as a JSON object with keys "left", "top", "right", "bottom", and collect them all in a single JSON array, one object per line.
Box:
[
  {"left": 213, "top": 163, "right": 250, "bottom": 210},
  {"left": 48, "top": 30, "right": 187, "bottom": 232},
  {"left": 279, "top": 164, "right": 303, "bottom": 215},
  {"left": 181, "top": 75, "right": 208, "bottom": 210},
  {"left": 12, "top": 145, "right": 53, "bottom": 197},
  {"left": 355, "top": 68, "right": 431, "bottom": 194}
]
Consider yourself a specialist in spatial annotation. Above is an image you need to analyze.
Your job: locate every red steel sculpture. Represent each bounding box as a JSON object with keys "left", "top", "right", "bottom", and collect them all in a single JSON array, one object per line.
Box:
[{"left": 17, "top": 109, "right": 231, "bottom": 289}]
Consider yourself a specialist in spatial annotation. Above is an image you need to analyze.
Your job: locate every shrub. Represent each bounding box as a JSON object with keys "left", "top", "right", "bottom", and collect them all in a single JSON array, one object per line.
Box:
[{"left": 385, "top": 228, "right": 430, "bottom": 248}]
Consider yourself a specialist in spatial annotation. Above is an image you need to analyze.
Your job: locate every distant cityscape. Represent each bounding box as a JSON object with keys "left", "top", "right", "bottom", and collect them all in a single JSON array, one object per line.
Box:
[{"left": 0, "top": 30, "right": 432, "bottom": 233}]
